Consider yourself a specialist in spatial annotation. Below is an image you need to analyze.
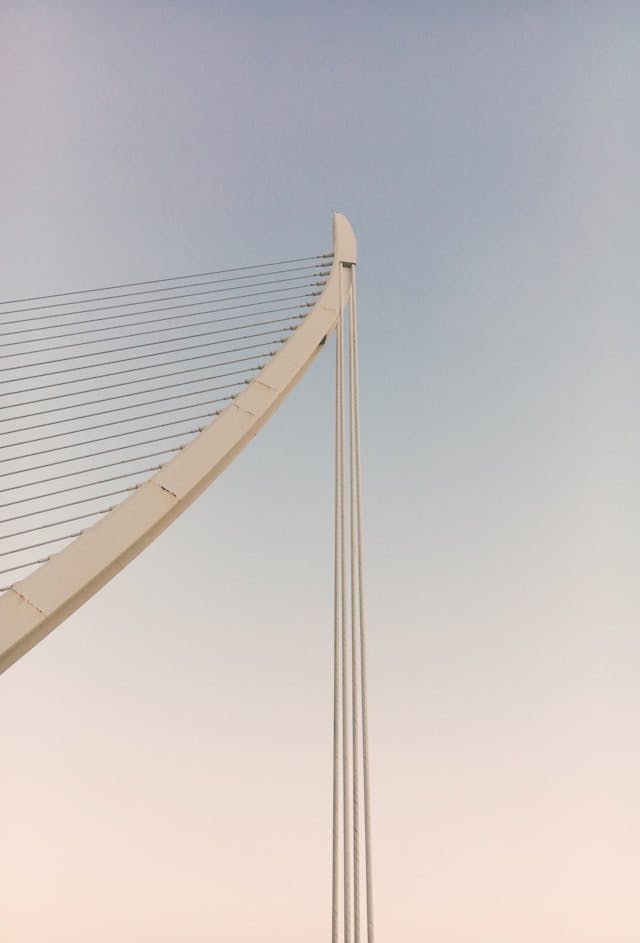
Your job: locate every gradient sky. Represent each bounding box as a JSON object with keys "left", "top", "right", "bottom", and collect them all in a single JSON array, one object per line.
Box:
[{"left": 1, "top": 3, "right": 639, "bottom": 941}]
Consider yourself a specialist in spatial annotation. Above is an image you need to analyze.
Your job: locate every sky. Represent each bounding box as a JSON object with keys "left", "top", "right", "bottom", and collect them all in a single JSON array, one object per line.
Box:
[{"left": 1, "top": 3, "right": 640, "bottom": 941}]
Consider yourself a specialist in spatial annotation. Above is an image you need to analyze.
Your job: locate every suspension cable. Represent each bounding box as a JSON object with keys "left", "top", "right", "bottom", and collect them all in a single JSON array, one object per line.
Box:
[
  {"left": 338, "top": 275, "right": 352, "bottom": 943},
  {"left": 0, "top": 486, "right": 141, "bottom": 526},
  {"left": 0, "top": 361, "right": 265, "bottom": 432},
  {"left": 0, "top": 263, "right": 328, "bottom": 324},
  {"left": 1, "top": 373, "right": 256, "bottom": 442},
  {"left": 0, "top": 530, "right": 94, "bottom": 560},
  {"left": 350, "top": 270, "right": 374, "bottom": 943},
  {"left": 0, "top": 406, "right": 224, "bottom": 465},
  {"left": 1, "top": 504, "right": 136, "bottom": 543},
  {"left": 0, "top": 327, "right": 295, "bottom": 386},
  {"left": 1, "top": 341, "right": 280, "bottom": 409},
  {"left": 0, "top": 311, "right": 304, "bottom": 363},
  {"left": 332, "top": 289, "right": 343, "bottom": 943},
  {"left": 349, "top": 275, "right": 362, "bottom": 943},
  {"left": 0, "top": 311, "right": 307, "bottom": 374},
  {"left": 0, "top": 447, "right": 184, "bottom": 495},
  {"left": 1, "top": 291, "right": 315, "bottom": 341},
  {"left": 0, "top": 428, "right": 203, "bottom": 481},
  {"left": 1, "top": 285, "right": 320, "bottom": 343},
  {"left": 0, "top": 253, "right": 332, "bottom": 308},
  {"left": 0, "top": 464, "right": 165, "bottom": 508},
  {"left": 1, "top": 554, "right": 70, "bottom": 580},
  {"left": 331, "top": 262, "right": 374, "bottom": 943},
  {"left": 0, "top": 275, "right": 326, "bottom": 328}
]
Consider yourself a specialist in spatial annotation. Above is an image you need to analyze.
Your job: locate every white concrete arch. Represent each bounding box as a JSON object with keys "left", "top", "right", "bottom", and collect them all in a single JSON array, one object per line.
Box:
[{"left": 0, "top": 213, "right": 357, "bottom": 674}]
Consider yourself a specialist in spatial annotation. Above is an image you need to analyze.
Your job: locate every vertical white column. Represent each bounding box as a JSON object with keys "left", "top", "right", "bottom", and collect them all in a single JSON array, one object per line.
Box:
[
  {"left": 348, "top": 275, "right": 362, "bottom": 943},
  {"left": 332, "top": 276, "right": 343, "bottom": 943},
  {"left": 338, "top": 268, "right": 352, "bottom": 943},
  {"left": 331, "top": 257, "right": 372, "bottom": 943},
  {"left": 349, "top": 270, "right": 375, "bottom": 943}
]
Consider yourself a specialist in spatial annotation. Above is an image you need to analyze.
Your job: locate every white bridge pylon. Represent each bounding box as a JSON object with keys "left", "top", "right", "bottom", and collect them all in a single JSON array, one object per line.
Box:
[
  {"left": 0, "top": 213, "right": 374, "bottom": 943},
  {"left": 332, "top": 254, "right": 375, "bottom": 943},
  {"left": 0, "top": 214, "right": 357, "bottom": 673}
]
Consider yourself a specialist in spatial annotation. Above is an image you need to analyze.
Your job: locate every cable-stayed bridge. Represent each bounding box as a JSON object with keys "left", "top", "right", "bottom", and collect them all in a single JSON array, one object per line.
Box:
[{"left": 0, "top": 214, "right": 374, "bottom": 943}]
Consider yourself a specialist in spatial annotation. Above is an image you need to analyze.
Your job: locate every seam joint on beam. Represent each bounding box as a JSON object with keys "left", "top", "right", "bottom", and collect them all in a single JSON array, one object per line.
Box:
[{"left": 11, "top": 588, "right": 45, "bottom": 616}]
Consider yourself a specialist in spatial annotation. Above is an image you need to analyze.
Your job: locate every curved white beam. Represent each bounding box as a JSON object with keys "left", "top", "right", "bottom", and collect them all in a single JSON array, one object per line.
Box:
[{"left": 0, "top": 213, "right": 357, "bottom": 674}]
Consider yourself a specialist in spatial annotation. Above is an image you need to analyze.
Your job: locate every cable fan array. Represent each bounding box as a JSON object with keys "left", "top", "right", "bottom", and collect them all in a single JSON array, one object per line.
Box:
[{"left": 0, "top": 253, "right": 332, "bottom": 592}]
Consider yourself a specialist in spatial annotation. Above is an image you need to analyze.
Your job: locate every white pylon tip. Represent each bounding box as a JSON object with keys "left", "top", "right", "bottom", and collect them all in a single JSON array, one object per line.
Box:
[{"left": 333, "top": 213, "right": 357, "bottom": 266}]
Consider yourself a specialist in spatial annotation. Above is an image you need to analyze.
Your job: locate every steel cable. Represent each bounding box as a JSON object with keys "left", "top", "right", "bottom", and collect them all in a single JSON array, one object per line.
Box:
[
  {"left": 0, "top": 291, "right": 317, "bottom": 340},
  {"left": 0, "top": 486, "right": 140, "bottom": 526},
  {"left": 0, "top": 264, "right": 328, "bottom": 326},
  {"left": 1, "top": 554, "right": 72, "bottom": 580},
  {"left": 0, "top": 253, "right": 332, "bottom": 308},
  {"left": 0, "top": 251, "right": 325, "bottom": 596},
  {"left": 0, "top": 311, "right": 305, "bottom": 363},
  {"left": 0, "top": 530, "right": 94, "bottom": 559},
  {"left": 1, "top": 283, "right": 321, "bottom": 342},
  {"left": 0, "top": 310, "right": 308, "bottom": 374},
  {"left": 0, "top": 341, "right": 280, "bottom": 409},
  {"left": 0, "top": 447, "right": 184, "bottom": 494},
  {"left": 0, "top": 464, "right": 165, "bottom": 507},
  {"left": 1, "top": 372, "right": 258, "bottom": 442},
  {"left": 0, "top": 276, "right": 326, "bottom": 328},
  {"left": 0, "top": 407, "right": 225, "bottom": 465},
  {"left": 0, "top": 429, "right": 203, "bottom": 481},
  {"left": 351, "top": 272, "right": 375, "bottom": 943},
  {"left": 0, "top": 327, "right": 295, "bottom": 386},
  {"left": 1, "top": 504, "right": 135, "bottom": 543}
]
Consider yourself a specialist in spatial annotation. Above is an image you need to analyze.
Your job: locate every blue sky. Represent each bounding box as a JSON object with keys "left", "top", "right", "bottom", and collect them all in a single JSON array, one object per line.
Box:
[{"left": 1, "top": 3, "right": 639, "bottom": 941}]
